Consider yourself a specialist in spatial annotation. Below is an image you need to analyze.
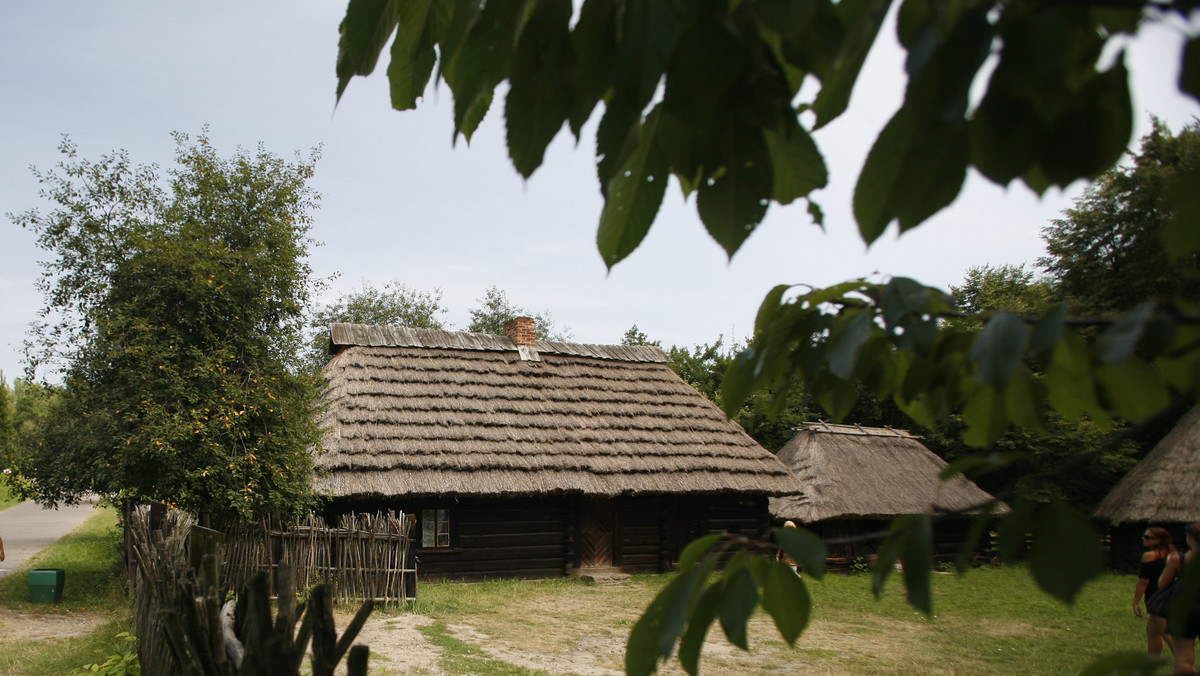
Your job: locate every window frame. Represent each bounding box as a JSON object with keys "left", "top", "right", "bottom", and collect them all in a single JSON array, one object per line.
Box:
[{"left": 419, "top": 506, "right": 455, "bottom": 550}]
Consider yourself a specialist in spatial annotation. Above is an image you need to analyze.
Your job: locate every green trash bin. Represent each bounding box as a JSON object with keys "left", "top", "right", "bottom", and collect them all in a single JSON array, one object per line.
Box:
[{"left": 29, "top": 569, "right": 65, "bottom": 604}]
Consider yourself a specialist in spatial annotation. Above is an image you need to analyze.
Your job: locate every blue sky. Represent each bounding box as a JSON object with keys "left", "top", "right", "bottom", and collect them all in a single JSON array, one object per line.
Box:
[{"left": 2, "top": 2, "right": 1198, "bottom": 382}]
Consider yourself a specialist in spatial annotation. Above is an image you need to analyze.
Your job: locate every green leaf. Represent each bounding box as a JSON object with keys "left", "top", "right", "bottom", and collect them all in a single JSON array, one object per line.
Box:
[
  {"left": 854, "top": 5, "right": 990, "bottom": 239},
  {"left": 1162, "top": 163, "right": 1200, "bottom": 258},
  {"left": 754, "top": 0, "right": 842, "bottom": 86},
  {"left": 718, "top": 567, "right": 758, "bottom": 650},
  {"left": 1078, "top": 651, "right": 1168, "bottom": 676},
  {"left": 954, "top": 501, "right": 1002, "bottom": 573},
  {"left": 1095, "top": 359, "right": 1169, "bottom": 423},
  {"left": 626, "top": 569, "right": 697, "bottom": 676},
  {"left": 873, "top": 514, "right": 930, "bottom": 610},
  {"left": 854, "top": 107, "right": 915, "bottom": 243},
  {"left": 811, "top": 0, "right": 892, "bottom": 128},
  {"left": 1181, "top": 36, "right": 1200, "bottom": 102},
  {"left": 1095, "top": 302, "right": 1153, "bottom": 364},
  {"left": 1028, "top": 501, "right": 1105, "bottom": 604},
  {"left": 828, "top": 311, "right": 874, "bottom": 379},
  {"left": 890, "top": 121, "right": 971, "bottom": 233},
  {"left": 595, "top": 95, "right": 642, "bottom": 192},
  {"left": 611, "top": 0, "right": 692, "bottom": 109},
  {"left": 678, "top": 582, "right": 721, "bottom": 676},
  {"left": 753, "top": 284, "right": 793, "bottom": 336},
  {"left": 763, "top": 124, "right": 828, "bottom": 205},
  {"left": 596, "top": 107, "right": 669, "bottom": 269},
  {"left": 961, "top": 385, "right": 1008, "bottom": 447},
  {"left": 1045, "top": 331, "right": 1108, "bottom": 425},
  {"left": 997, "top": 498, "right": 1034, "bottom": 563},
  {"left": 775, "top": 525, "right": 827, "bottom": 579},
  {"left": 1168, "top": 555, "right": 1200, "bottom": 632},
  {"left": 696, "top": 120, "right": 774, "bottom": 258},
  {"left": 386, "top": 0, "right": 436, "bottom": 110},
  {"left": 662, "top": 2, "right": 748, "bottom": 133},
  {"left": 1040, "top": 60, "right": 1133, "bottom": 187},
  {"left": 444, "top": 0, "right": 524, "bottom": 142},
  {"left": 679, "top": 532, "right": 725, "bottom": 572},
  {"left": 569, "top": 0, "right": 618, "bottom": 136},
  {"left": 970, "top": 88, "right": 1045, "bottom": 186},
  {"left": 1026, "top": 303, "right": 1067, "bottom": 362},
  {"left": 880, "top": 277, "right": 930, "bottom": 328},
  {"left": 761, "top": 559, "right": 812, "bottom": 645},
  {"left": 900, "top": 514, "right": 933, "bottom": 615},
  {"left": 1003, "top": 366, "right": 1045, "bottom": 431},
  {"left": 336, "top": 0, "right": 401, "bottom": 101},
  {"left": 939, "top": 454, "right": 1020, "bottom": 482},
  {"left": 808, "top": 199, "right": 825, "bottom": 228},
  {"left": 505, "top": 0, "right": 576, "bottom": 177},
  {"left": 816, "top": 372, "right": 861, "bottom": 422},
  {"left": 970, "top": 311, "right": 1027, "bottom": 388}
]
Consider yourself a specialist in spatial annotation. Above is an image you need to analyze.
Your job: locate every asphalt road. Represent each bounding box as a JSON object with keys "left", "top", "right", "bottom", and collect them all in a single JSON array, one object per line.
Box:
[{"left": 0, "top": 497, "right": 99, "bottom": 579}]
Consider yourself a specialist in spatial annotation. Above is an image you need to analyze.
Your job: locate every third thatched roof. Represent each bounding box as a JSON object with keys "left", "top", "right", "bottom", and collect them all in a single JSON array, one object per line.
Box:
[
  {"left": 1092, "top": 405, "right": 1200, "bottom": 526},
  {"left": 769, "top": 422, "right": 1005, "bottom": 523},
  {"left": 314, "top": 323, "right": 801, "bottom": 499}
]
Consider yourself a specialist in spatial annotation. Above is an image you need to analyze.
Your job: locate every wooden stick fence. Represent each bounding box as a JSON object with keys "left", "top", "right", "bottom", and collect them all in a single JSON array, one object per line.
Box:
[{"left": 224, "top": 511, "right": 416, "bottom": 604}]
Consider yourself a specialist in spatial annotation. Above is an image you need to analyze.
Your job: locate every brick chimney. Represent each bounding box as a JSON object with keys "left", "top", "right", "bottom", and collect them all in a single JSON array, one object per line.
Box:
[{"left": 505, "top": 316, "right": 537, "bottom": 346}]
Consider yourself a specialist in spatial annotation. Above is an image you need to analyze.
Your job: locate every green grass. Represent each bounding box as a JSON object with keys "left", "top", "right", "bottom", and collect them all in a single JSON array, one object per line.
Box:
[
  {"left": 418, "top": 621, "right": 550, "bottom": 675},
  {"left": 379, "top": 566, "right": 1157, "bottom": 676},
  {"left": 1, "top": 618, "right": 134, "bottom": 676},
  {"left": 0, "top": 482, "right": 21, "bottom": 511},
  {"left": 0, "top": 506, "right": 132, "bottom": 676}
]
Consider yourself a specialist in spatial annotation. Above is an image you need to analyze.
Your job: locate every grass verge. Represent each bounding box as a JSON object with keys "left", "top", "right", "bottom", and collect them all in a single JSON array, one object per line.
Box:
[
  {"left": 0, "top": 483, "right": 20, "bottom": 511},
  {"left": 0, "top": 505, "right": 131, "bottom": 676}
]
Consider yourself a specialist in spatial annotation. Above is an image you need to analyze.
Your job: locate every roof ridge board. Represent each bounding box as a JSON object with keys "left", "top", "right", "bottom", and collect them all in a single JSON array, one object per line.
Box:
[{"left": 329, "top": 323, "right": 669, "bottom": 362}]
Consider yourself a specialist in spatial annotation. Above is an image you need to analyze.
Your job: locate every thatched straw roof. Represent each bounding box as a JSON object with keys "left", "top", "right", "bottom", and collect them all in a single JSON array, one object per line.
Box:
[
  {"left": 315, "top": 323, "right": 801, "bottom": 499},
  {"left": 769, "top": 422, "right": 1005, "bottom": 523},
  {"left": 1092, "top": 405, "right": 1200, "bottom": 525}
]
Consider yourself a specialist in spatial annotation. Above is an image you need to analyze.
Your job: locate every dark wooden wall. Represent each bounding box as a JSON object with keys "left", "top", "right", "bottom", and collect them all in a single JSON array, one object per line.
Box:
[
  {"left": 801, "top": 517, "right": 999, "bottom": 572},
  {"left": 328, "top": 493, "right": 772, "bottom": 581}
]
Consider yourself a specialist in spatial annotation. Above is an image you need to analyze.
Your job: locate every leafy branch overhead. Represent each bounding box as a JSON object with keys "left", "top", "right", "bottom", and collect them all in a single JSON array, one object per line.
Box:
[
  {"left": 335, "top": 1, "right": 1200, "bottom": 674},
  {"left": 335, "top": 0, "right": 1197, "bottom": 264},
  {"left": 725, "top": 275, "right": 1199, "bottom": 449}
]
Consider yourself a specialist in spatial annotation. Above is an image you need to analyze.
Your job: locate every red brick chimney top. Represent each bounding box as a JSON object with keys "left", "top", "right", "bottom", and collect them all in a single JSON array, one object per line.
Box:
[{"left": 505, "top": 317, "right": 537, "bottom": 346}]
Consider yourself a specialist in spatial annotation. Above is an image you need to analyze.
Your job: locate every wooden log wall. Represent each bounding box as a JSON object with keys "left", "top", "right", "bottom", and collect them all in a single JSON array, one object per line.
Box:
[
  {"left": 418, "top": 498, "right": 570, "bottom": 581},
  {"left": 617, "top": 497, "right": 663, "bottom": 573},
  {"left": 325, "top": 494, "right": 776, "bottom": 581}
]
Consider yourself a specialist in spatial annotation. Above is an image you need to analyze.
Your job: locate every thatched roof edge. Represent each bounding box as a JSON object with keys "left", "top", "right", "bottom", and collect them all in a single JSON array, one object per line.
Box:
[
  {"left": 770, "top": 423, "right": 1006, "bottom": 523},
  {"left": 1092, "top": 405, "right": 1200, "bottom": 525}
]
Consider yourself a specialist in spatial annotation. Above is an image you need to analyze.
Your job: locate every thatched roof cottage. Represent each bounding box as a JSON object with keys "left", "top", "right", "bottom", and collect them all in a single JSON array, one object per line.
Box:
[
  {"left": 1093, "top": 405, "right": 1200, "bottom": 571},
  {"left": 316, "top": 319, "right": 800, "bottom": 580},
  {"left": 769, "top": 423, "right": 1004, "bottom": 565}
]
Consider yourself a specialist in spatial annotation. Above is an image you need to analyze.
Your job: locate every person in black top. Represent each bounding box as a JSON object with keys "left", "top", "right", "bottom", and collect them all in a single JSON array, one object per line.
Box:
[
  {"left": 1136, "top": 527, "right": 1177, "bottom": 657},
  {"left": 1160, "top": 522, "right": 1199, "bottom": 675}
]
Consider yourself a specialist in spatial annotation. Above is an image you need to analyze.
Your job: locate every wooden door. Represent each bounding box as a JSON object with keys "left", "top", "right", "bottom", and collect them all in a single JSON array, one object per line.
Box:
[{"left": 579, "top": 498, "right": 616, "bottom": 569}]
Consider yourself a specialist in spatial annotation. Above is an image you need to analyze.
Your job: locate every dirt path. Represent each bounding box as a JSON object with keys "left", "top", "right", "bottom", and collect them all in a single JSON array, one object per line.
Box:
[{"left": 0, "top": 607, "right": 111, "bottom": 642}]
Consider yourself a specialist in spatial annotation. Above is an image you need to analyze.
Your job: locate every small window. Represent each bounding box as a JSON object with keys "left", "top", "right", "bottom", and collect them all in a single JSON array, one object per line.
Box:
[{"left": 421, "top": 508, "right": 452, "bottom": 548}]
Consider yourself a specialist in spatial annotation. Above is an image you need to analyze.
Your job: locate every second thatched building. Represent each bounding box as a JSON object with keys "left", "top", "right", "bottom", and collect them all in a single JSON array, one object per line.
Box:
[{"left": 769, "top": 423, "right": 1005, "bottom": 567}]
